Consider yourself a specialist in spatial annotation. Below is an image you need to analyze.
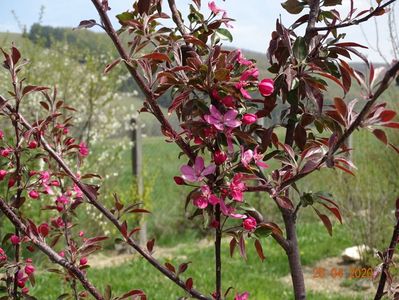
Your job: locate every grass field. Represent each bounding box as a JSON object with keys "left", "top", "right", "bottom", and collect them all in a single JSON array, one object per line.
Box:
[{"left": 29, "top": 223, "right": 359, "bottom": 299}]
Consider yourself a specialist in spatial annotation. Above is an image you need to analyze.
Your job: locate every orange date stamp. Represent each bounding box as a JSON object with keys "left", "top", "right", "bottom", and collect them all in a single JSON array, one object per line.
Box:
[{"left": 312, "top": 267, "right": 373, "bottom": 279}]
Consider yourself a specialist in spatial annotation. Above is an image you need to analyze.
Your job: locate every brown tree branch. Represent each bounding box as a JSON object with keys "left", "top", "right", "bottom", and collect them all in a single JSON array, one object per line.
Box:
[
  {"left": 374, "top": 198, "right": 399, "bottom": 299},
  {"left": 167, "top": 0, "right": 188, "bottom": 36},
  {"left": 0, "top": 104, "right": 211, "bottom": 300},
  {"left": 313, "top": 0, "right": 397, "bottom": 32},
  {"left": 90, "top": 0, "right": 195, "bottom": 162},
  {"left": 0, "top": 199, "right": 104, "bottom": 300}
]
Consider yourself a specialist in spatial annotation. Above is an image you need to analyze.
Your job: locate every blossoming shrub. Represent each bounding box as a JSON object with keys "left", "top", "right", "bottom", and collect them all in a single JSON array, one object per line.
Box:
[{"left": 0, "top": 0, "right": 399, "bottom": 299}]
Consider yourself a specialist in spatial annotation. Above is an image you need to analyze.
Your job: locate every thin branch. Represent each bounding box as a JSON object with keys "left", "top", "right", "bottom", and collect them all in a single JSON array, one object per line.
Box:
[
  {"left": 374, "top": 200, "right": 399, "bottom": 299},
  {"left": 0, "top": 199, "right": 104, "bottom": 300},
  {"left": 280, "top": 60, "right": 399, "bottom": 190},
  {"left": 214, "top": 205, "right": 222, "bottom": 300},
  {"left": 1, "top": 104, "right": 211, "bottom": 300},
  {"left": 313, "top": 0, "right": 397, "bottom": 32},
  {"left": 90, "top": 0, "right": 195, "bottom": 162},
  {"left": 167, "top": 0, "right": 188, "bottom": 36}
]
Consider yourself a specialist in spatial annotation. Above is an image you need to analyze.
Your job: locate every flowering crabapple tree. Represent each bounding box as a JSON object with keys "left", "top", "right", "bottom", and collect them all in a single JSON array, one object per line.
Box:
[{"left": 1, "top": 0, "right": 399, "bottom": 300}]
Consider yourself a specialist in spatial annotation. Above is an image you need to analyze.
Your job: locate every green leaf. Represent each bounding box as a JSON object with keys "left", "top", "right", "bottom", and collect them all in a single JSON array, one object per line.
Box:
[
  {"left": 216, "top": 28, "right": 233, "bottom": 42},
  {"left": 324, "top": 0, "right": 342, "bottom": 6},
  {"left": 281, "top": 0, "right": 304, "bottom": 14},
  {"left": 116, "top": 12, "right": 135, "bottom": 23},
  {"left": 293, "top": 36, "right": 307, "bottom": 62}
]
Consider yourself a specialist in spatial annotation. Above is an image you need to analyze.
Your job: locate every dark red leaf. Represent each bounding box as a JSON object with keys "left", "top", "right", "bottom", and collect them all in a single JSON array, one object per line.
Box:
[
  {"left": 178, "top": 262, "right": 191, "bottom": 274},
  {"left": 103, "top": 58, "right": 121, "bottom": 74},
  {"left": 229, "top": 238, "right": 237, "bottom": 257},
  {"left": 320, "top": 203, "right": 342, "bottom": 224},
  {"left": 137, "top": 0, "right": 151, "bottom": 15},
  {"left": 254, "top": 239, "right": 266, "bottom": 262},
  {"left": 11, "top": 47, "right": 21, "bottom": 65},
  {"left": 22, "top": 85, "right": 49, "bottom": 96},
  {"left": 383, "top": 122, "right": 399, "bottom": 129},
  {"left": 141, "top": 52, "right": 170, "bottom": 62},
  {"left": 127, "top": 208, "right": 151, "bottom": 214},
  {"left": 168, "top": 90, "right": 191, "bottom": 114},
  {"left": 275, "top": 196, "right": 294, "bottom": 210},
  {"left": 165, "top": 262, "right": 176, "bottom": 273},
  {"left": 372, "top": 129, "right": 388, "bottom": 145},
  {"left": 147, "top": 238, "right": 155, "bottom": 253},
  {"left": 334, "top": 97, "right": 347, "bottom": 117},
  {"left": 335, "top": 42, "right": 368, "bottom": 49},
  {"left": 120, "top": 221, "right": 128, "bottom": 238},
  {"left": 185, "top": 278, "right": 193, "bottom": 290},
  {"left": 128, "top": 227, "right": 141, "bottom": 237},
  {"left": 380, "top": 110, "right": 397, "bottom": 122},
  {"left": 75, "top": 19, "right": 97, "bottom": 29},
  {"left": 120, "top": 290, "right": 146, "bottom": 299},
  {"left": 313, "top": 207, "right": 333, "bottom": 236}
]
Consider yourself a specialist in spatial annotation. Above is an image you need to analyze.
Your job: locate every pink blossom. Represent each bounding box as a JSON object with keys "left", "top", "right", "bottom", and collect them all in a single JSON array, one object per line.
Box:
[
  {"left": 208, "top": 1, "right": 225, "bottom": 15},
  {"left": 10, "top": 234, "right": 20, "bottom": 245},
  {"left": 38, "top": 223, "right": 49, "bottom": 237},
  {"left": 235, "top": 291, "right": 250, "bottom": 300},
  {"left": 241, "top": 148, "right": 254, "bottom": 169},
  {"left": 193, "top": 197, "right": 208, "bottom": 209},
  {"left": 213, "top": 150, "right": 227, "bottom": 165},
  {"left": 24, "top": 264, "right": 35, "bottom": 275},
  {"left": 59, "top": 251, "right": 65, "bottom": 257},
  {"left": 253, "top": 147, "right": 269, "bottom": 168},
  {"left": 79, "top": 231, "right": 85, "bottom": 237},
  {"left": 229, "top": 173, "right": 246, "bottom": 202},
  {"left": 241, "top": 146, "right": 269, "bottom": 169},
  {"left": 0, "top": 247, "right": 7, "bottom": 262},
  {"left": 0, "top": 130, "right": 3, "bottom": 139},
  {"left": 236, "top": 50, "right": 253, "bottom": 66},
  {"left": 259, "top": 78, "right": 274, "bottom": 96},
  {"left": 73, "top": 183, "right": 83, "bottom": 198},
  {"left": 180, "top": 156, "right": 216, "bottom": 182},
  {"left": 28, "top": 190, "right": 40, "bottom": 199},
  {"left": 204, "top": 105, "right": 241, "bottom": 131},
  {"left": 243, "top": 216, "right": 257, "bottom": 231},
  {"left": 221, "top": 95, "right": 236, "bottom": 107},
  {"left": 16, "top": 270, "right": 27, "bottom": 288},
  {"left": 240, "top": 68, "right": 259, "bottom": 81},
  {"left": 28, "top": 140, "right": 38, "bottom": 149},
  {"left": 0, "top": 148, "right": 12, "bottom": 157},
  {"left": 21, "top": 287, "right": 29, "bottom": 294},
  {"left": 219, "top": 199, "right": 246, "bottom": 218},
  {"left": 80, "top": 257, "right": 88, "bottom": 265},
  {"left": 8, "top": 177, "right": 16, "bottom": 188},
  {"left": 194, "top": 185, "right": 220, "bottom": 209},
  {"left": 235, "top": 82, "right": 252, "bottom": 99},
  {"left": 79, "top": 142, "right": 89, "bottom": 157},
  {"left": 242, "top": 114, "right": 257, "bottom": 125},
  {"left": 56, "top": 195, "right": 70, "bottom": 205},
  {"left": 0, "top": 170, "right": 7, "bottom": 180}
]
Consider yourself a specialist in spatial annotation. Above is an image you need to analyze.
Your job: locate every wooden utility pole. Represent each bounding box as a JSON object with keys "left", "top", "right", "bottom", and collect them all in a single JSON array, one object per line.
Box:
[{"left": 131, "top": 117, "right": 147, "bottom": 245}]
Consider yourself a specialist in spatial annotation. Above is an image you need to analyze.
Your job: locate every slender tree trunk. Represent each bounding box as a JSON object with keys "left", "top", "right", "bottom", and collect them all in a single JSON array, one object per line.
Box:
[{"left": 283, "top": 210, "right": 306, "bottom": 300}]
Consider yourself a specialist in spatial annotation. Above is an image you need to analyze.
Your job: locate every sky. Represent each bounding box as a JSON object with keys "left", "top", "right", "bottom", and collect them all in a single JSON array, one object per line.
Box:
[{"left": 0, "top": 0, "right": 397, "bottom": 63}]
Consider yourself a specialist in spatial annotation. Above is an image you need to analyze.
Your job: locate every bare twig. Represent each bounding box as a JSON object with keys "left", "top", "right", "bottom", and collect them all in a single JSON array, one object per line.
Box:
[
  {"left": 313, "top": 0, "right": 397, "bottom": 32},
  {"left": 0, "top": 199, "right": 104, "bottom": 300},
  {"left": 374, "top": 198, "right": 399, "bottom": 299},
  {"left": 167, "top": 0, "right": 188, "bottom": 37}
]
